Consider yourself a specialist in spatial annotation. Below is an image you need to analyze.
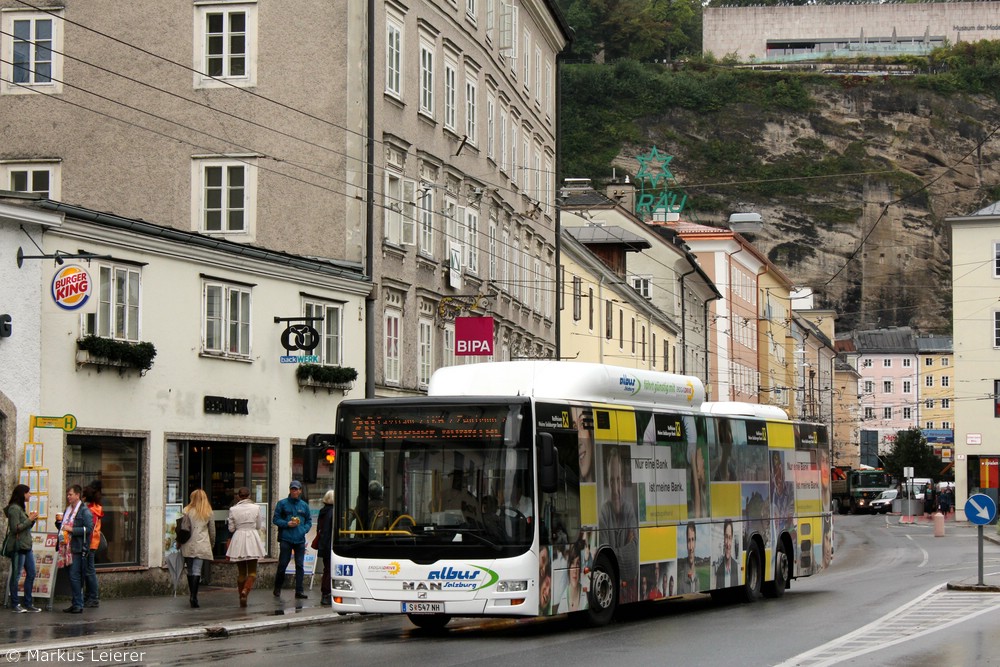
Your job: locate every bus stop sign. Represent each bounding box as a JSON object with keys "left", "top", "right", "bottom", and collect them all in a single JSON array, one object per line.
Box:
[{"left": 965, "top": 493, "right": 997, "bottom": 526}]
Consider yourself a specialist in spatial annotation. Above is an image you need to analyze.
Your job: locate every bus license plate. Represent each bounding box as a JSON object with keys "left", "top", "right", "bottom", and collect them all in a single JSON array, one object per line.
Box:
[{"left": 402, "top": 602, "right": 443, "bottom": 614}]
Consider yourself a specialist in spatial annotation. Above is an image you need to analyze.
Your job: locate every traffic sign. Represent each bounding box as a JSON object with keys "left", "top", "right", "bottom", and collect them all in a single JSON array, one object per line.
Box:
[
  {"left": 32, "top": 414, "right": 77, "bottom": 432},
  {"left": 965, "top": 493, "right": 997, "bottom": 525}
]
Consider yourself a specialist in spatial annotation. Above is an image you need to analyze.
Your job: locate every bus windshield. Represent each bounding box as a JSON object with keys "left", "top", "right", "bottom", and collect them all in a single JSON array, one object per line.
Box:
[
  {"left": 851, "top": 471, "right": 892, "bottom": 488},
  {"left": 334, "top": 399, "right": 534, "bottom": 559}
]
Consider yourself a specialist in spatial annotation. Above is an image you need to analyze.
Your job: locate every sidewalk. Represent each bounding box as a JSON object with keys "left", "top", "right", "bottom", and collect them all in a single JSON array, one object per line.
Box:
[{"left": 2, "top": 586, "right": 354, "bottom": 659}]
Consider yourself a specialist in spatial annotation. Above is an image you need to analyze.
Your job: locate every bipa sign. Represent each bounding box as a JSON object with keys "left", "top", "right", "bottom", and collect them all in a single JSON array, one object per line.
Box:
[{"left": 455, "top": 316, "right": 494, "bottom": 356}]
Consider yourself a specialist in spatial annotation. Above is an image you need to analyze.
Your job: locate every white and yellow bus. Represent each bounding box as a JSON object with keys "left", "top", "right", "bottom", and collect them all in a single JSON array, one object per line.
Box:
[{"left": 323, "top": 361, "right": 832, "bottom": 629}]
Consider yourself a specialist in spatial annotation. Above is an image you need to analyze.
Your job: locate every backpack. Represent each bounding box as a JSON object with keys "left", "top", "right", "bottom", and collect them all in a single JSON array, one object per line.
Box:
[{"left": 176, "top": 513, "right": 192, "bottom": 545}]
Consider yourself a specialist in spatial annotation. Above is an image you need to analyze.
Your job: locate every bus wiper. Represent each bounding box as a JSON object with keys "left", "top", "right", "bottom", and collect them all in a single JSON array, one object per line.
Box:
[{"left": 419, "top": 526, "right": 503, "bottom": 551}]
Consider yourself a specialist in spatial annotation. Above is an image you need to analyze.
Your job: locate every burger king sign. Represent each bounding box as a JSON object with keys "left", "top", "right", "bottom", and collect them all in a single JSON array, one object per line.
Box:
[{"left": 51, "top": 264, "right": 93, "bottom": 311}]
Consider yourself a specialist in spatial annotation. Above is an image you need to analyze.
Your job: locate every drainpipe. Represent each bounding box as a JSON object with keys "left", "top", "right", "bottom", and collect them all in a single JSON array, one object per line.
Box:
[
  {"left": 703, "top": 293, "right": 722, "bottom": 396},
  {"left": 364, "top": 0, "right": 376, "bottom": 398},
  {"left": 679, "top": 267, "right": 696, "bottom": 375}
]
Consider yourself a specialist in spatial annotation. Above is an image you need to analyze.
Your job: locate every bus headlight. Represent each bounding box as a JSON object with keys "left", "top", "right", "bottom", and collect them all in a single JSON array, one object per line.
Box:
[
  {"left": 333, "top": 579, "right": 354, "bottom": 591},
  {"left": 496, "top": 580, "right": 528, "bottom": 592}
]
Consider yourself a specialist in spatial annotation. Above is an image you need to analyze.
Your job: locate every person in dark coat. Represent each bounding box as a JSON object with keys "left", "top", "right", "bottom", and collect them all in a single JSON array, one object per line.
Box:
[{"left": 317, "top": 490, "right": 335, "bottom": 606}]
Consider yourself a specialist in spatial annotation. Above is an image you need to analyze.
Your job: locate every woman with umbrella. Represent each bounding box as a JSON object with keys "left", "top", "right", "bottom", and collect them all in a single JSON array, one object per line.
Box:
[{"left": 226, "top": 487, "right": 266, "bottom": 608}]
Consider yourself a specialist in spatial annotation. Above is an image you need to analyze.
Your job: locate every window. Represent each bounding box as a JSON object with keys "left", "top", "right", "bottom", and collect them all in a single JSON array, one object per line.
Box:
[
  {"left": 466, "top": 0, "right": 477, "bottom": 23},
  {"left": 862, "top": 358, "right": 872, "bottom": 368},
  {"left": 304, "top": 300, "right": 342, "bottom": 366},
  {"left": 544, "top": 265, "right": 552, "bottom": 319},
  {"left": 384, "top": 172, "right": 416, "bottom": 246},
  {"left": 995, "top": 241, "right": 1000, "bottom": 278},
  {"left": 419, "top": 187, "right": 434, "bottom": 256},
  {"left": 443, "top": 323, "right": 455, "bottom": 368},
  {"left": 195, "top": 4, "right": 257, "bottom": 88},
  {"left": 925, "top": 375, "right": 934, "bottom": 387},
  {"left": 995, "top": 312, "right": 1000, "bottom": 347},
  {"left": 466, "top": 78, "right": 478, "bottom": 145},
  {"left": 864, "top": 407, "right": 875, "bottom": 420},
  {"left": 863, "top": 379, "right": 874, "bottom": 394},
  {"left": 66, "top": 435, "right": 142, "bottom": 566},
  {"left": 1, "top": 10, "right": 63, "bottom": 94},
  {"left": 883, "top": 380, "right": 893, "bottom": 394},
  {"left": 587, "top": 288, "right": 594, "bottom": 330},
  {"left": 942, "top": 398, "right": 951, "bottom": 409},
  {"left": 384, "top": 310, "right": 401, "bottom": 384},
  {"left": 85, "top": 264, "right": 141, "bottom": 342},
  {"left": 942, "top": 375, "right": 950, "bottom": 387},
  {"left": 488, "top": 220, "right": 498, "bottom": 280},
  {"left": 630, "top": 275, "right": 651, "bottom": 299},
  {"left": 501, "top": 228, "right": 510, "bottom": 291},
  {"left": 418, "top": 319, "right": 433, "bottom": 387},
  {"left": 194, "top": 159, "right": 256, "bottom": 236},
  {"left": 883, "top": 359, "right": 892, "bottom": 368},
  {"left": 942, "top": 421, "right": 951, "bottom": 429},
  {"left": 444, "top": 61, "right": 457, "bottom": 130},
  {"left": 641, "top": 326, "right": 646, "bottom": 361},
  {"left": 499, "top": 107, "right": 508, "bottom": 172},
  {"left": 631, "top": 318, "right": 636, "bottom": 354},
  {"left": 925, "top": 357, "right": 934, "bottom": 366},
  {"left": 883, "top": 407, "right": 893, "bottom": 420},
  {"left": 925, "top": 421, "right": 933, "bottom": 429},
  {"left": 545, "top": 62, "right": 553, "bottom": 117},
  {"left": 2, "top": 162, "right": 59, "bottom": 199},
  {"left": 465, "top": 208, "right": 479, "bottom": 275},
  {"left": 419, "top": 41, "right": 435, "bottom": 117},
  {"left": 942, "top": 357, "right": 950, "bottom": 367},
  {"left": 386, "top": 19, "right": 402, "bottom": 96},
  {"left": 903, "top": 380, "right": 912, "bottom": 393},
  {"left": 510, "top": 121, "right": 518, "bottom": 187},
  {"left": 203, "top": 280, "right": 251, "bottom": 358},
  {"left": 534, "top": 46, "right": 542, "bottom": 102},
  {"left": 902, "top": 358, "right": 911, "bottom": 367},
  {"left": 903, "top": 407, "right": 912, "bottom": 420},
  {"left": 605, "top": 301, "right": 613, "bottom": 340},
  {"left": 619, "top": 311, "right": 624, "bottom": 349},
  {"left": 925, "top": 399, "right": 934, "bottom": 409},
  {"left": 486, "top": 95, "right": 495, "bottom": 160},
  {"left": 572, "top": 276, "right": 581, "bottom": 321}
]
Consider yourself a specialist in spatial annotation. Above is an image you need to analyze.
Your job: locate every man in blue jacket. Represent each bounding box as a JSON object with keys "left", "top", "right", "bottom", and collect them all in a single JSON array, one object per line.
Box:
[{"left": 272, "top": 480, "right": 312, "bottom": 599}]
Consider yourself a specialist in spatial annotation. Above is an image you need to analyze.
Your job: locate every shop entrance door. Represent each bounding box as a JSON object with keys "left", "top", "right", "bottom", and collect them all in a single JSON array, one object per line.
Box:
[{"left": 184, "top": 442, "right": 271, "bottom": 558}]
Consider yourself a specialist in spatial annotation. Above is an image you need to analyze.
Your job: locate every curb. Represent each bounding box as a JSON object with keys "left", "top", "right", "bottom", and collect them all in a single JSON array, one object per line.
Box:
[{"left": 2, "top": 610, "right": 364, "bottom": 659}]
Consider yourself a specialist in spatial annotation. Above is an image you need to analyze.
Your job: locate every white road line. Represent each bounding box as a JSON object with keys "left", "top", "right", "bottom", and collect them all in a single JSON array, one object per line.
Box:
[
  {"left": 774, "top": 583, "right": 1000, "bottom": 667},
  {"left": 905, "top": 534, "right": 929, "bottom": 567}
]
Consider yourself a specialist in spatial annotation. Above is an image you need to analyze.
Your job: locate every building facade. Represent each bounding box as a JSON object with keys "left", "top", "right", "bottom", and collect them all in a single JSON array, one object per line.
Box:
[
  {"left": 703, "top": 2, "right": 1000, "bottom": 63},
  {"left": 949, "top": 202, "right": 1000, "bottom": 520}
]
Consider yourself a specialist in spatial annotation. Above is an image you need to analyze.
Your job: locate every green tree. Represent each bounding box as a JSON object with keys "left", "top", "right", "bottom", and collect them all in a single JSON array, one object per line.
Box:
[{"left": 881, "top": 428, "right": 942, "bottom": 483}]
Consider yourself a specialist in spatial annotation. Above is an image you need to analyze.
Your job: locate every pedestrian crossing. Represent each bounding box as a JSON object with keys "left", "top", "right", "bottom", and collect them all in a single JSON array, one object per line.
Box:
[{"left": 775, "top": 584, "right": 1000, "bottom": 666}]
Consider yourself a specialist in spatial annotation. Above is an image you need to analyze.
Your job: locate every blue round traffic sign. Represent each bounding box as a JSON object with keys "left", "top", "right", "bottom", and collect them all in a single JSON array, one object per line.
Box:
[{"left": 965, "top": 493, "right": 997, "bottom": 525}]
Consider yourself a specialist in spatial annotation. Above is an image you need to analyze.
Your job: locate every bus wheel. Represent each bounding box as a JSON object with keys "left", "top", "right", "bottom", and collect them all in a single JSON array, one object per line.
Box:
[
  {"left": 740, "top": 541, "right": 763, "bottom": 603},
  {"left": 763, "top": 540, "right": 789, "bottom": 599},
  {"left": 585, "top": 554, "right": 618, "bottom": 626},
  {"left": 407, "top": 614, "right": 451, "bottom": 631}
]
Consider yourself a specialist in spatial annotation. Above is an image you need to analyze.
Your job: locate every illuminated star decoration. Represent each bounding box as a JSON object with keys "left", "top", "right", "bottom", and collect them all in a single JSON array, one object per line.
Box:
[{"left": 635, "top": 146, "right": 674, "bottom": 189}]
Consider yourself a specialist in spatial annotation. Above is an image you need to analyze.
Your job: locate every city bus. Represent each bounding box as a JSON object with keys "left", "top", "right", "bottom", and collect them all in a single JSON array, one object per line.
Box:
[{"left": 322, "top": 361, "right": 832, "bottom": 629}]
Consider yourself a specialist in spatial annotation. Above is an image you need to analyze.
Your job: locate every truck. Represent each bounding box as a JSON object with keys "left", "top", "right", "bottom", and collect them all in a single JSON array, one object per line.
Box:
[{"left": 831, "top": 466, "right": 894, "bottom": 514}]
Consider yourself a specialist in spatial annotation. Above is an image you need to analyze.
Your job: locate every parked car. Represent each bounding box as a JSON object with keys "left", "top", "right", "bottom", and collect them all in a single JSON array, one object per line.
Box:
[{"left": 871, "top": 488, "right": 898, "bottom": 514}]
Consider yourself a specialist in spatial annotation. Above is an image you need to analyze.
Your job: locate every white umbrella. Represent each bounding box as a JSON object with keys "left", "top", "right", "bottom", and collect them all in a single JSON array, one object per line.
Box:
[{"left": 165, "top": 549, "right": 185, "bottom": 597}]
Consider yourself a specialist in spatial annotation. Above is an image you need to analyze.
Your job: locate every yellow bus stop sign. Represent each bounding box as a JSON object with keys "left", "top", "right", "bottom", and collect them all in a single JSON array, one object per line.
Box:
[{"left": 32, "top": 414, "right": 77, "bottom": 432}]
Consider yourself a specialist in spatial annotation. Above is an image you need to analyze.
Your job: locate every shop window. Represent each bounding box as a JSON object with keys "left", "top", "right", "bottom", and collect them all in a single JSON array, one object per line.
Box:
[{"left": 65, "top": 435, "right": 143, "bottom": 567}]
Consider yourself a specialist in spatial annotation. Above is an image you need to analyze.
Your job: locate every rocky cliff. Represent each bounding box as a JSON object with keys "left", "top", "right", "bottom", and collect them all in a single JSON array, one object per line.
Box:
[{"left": 598, "top": 74, "right": 1000, "bottom": 334}]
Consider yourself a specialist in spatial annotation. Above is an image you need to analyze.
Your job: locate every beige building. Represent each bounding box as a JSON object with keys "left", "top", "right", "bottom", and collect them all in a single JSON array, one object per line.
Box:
[
  {"left": 916, "top": 336, "right": 955, "bottom": 432},
  {"left": 559, "top": 228, "right": 678, "bottom": 369},
  {"left": 948, "top": 202, "right": 1000, "bottom": 520},
  {"left": 703, "top": 2, "right": 1000, "bottom": 63}
]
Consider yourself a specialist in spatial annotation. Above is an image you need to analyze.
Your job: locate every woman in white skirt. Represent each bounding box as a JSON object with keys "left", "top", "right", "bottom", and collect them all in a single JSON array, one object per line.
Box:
[{"left": 226, "top": 487, "right": 266, "bottom": 607}]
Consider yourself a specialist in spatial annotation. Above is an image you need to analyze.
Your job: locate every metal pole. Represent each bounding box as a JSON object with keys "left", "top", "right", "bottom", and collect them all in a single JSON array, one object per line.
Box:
[{"left": 979, "top": 525, "right": 985, "bottom": 586}]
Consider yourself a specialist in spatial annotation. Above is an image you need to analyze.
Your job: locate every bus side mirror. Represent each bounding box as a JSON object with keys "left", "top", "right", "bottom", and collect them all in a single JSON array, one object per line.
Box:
[{"left": 538, "top": 432, "right": 558, "bottom": 494}]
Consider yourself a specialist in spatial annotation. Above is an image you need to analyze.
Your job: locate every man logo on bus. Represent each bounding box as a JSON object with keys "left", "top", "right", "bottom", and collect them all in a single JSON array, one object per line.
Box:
[{"left": 618, "top": 373, "right": 640, "bottom": 396}]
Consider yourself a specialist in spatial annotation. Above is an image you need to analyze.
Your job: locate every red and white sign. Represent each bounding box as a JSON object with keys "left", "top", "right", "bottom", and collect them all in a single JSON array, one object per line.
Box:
[
  {"left": 455, "top": 316, "right": 494, "bottom": 356},
  {"left": 967, "top": 433, "right": 983, "bottom": 445}
]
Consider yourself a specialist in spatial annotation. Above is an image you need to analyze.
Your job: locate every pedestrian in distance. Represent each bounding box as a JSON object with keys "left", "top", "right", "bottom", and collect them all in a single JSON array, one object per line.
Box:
[
  {"left": 5, "top": 484, "right": 41, "bottom": 613},
  {"left": 56, "top": 484, "right": 93, "bottom": 613},
  {"left": 226, "top": 487, "right": 266, "bottom": 608},
  {"left": 181, "top": 489, "right": 216, "bottom": 608},
  {"left": 317, "top": 490, "right": 335, "bottom": 606},
  {"left": 272, "top": 480, "right": 311, "bottom": 599},
  {"left": 82, "top": 484, "right": 103, "bottom": 608}
]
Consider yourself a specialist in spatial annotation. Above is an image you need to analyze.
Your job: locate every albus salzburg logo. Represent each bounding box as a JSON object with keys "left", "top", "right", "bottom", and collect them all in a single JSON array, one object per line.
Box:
[{"left": 618, "top": 373, "right": 640, "bottom": 395}]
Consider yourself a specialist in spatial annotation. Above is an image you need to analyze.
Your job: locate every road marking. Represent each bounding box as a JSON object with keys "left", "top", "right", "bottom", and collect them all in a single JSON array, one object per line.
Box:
[
  {"left": 775, "top": 583, "right": 1000, "bottom": 666},
  {"left": 905, "top": 534, "right": 929, "bottom": 568}
]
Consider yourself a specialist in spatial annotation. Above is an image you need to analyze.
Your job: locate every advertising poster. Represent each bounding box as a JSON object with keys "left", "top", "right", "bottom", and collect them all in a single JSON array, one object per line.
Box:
[{"left": 18, "top": 533, "right": 59, "bottom": 600}]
